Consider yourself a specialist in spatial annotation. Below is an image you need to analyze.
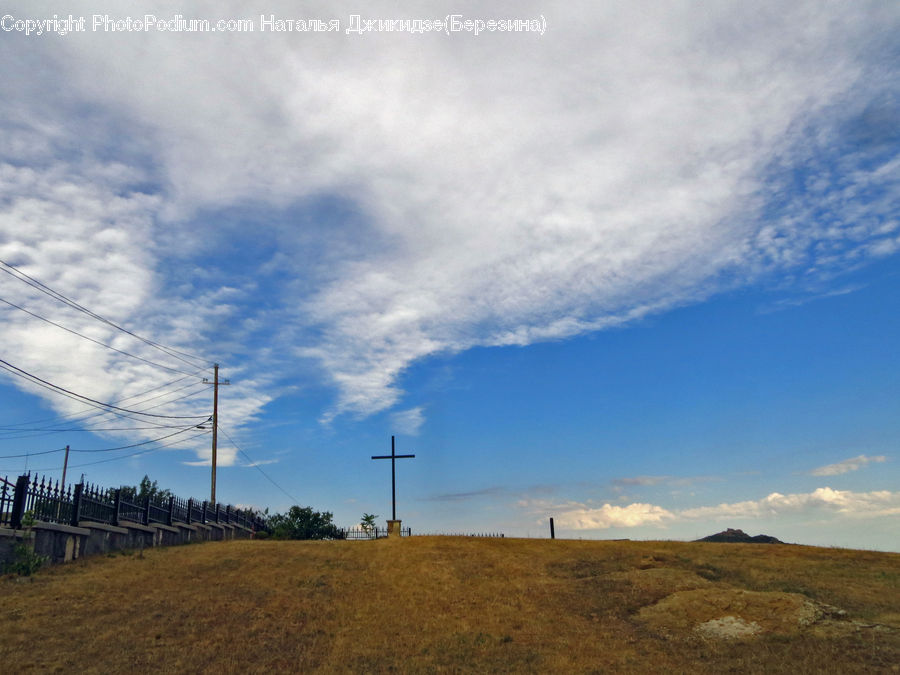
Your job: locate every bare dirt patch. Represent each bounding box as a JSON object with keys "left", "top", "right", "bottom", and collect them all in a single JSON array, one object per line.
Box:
[{"left": 637, "top": 588, "right": 852, "bottom": 639}]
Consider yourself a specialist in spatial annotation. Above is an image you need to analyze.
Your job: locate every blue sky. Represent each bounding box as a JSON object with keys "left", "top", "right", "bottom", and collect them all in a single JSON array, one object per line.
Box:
[{"left": 0, "top": 1, "right": 898, "bottom": 550}]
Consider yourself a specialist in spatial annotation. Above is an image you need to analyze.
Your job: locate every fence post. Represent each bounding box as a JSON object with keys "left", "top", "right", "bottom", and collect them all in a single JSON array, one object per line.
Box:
[
  {"left": 201, "top": 500, "right": 207, "bottom": 524},
  {"left": 142, "top": 495, "right": 150, "bottom": 526},
  {"left": 112, "top": 489, "right": 121, "bottom": 526},
  {"left": 70, "top": 483, "right": 84, "bottom": 527},
  {"left": 10, "top": 474, "right": 29, "bottom": 530},
  {"left": 187, "top": 498, "right": 193, "bottom": 525},
  {"left": 167, "top": 496, "right": 175, "bottom": 526},
  {"left": 225, "top": 505, "right": 231, "bottom": 524}
]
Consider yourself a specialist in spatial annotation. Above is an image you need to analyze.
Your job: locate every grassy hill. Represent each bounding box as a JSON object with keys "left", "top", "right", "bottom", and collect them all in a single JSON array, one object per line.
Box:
[{"left": 2, "top": 537, "right": 898, "bottom": 673}]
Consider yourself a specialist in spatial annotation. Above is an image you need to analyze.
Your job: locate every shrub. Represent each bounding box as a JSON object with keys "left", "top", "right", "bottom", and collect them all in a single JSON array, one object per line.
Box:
[
  {"left": 267, "top": 506, "right": 344, "bottom": 540},
  {"left": 4, "top": 512, "right": 48, "bottom": 577}
]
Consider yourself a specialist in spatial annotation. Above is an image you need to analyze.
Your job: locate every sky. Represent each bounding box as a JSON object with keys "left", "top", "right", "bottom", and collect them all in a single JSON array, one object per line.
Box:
[{"left": 0, "top": 1, "right": 898, "bottom": 551}]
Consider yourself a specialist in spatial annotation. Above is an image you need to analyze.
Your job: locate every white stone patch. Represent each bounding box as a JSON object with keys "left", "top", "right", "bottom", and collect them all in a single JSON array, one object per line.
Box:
[{"left": 695, "top": 615, "right": 762, "bottom": 639}]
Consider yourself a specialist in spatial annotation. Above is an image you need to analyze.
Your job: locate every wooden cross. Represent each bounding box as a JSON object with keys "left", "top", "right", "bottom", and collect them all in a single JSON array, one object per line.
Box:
[{"left": 371, "top": 435, "right": 415, "bottom": 521}]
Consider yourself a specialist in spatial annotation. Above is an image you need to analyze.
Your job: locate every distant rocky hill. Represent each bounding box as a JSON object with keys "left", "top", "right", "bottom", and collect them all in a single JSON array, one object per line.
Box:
[{"left": 696, "top": 528, "right": 784, "bottom": 544}]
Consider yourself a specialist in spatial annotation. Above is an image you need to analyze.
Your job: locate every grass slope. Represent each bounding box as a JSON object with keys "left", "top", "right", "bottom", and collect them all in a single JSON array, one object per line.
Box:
[{"left": 2, "top": 537, "right": 898, "bottom": 673}]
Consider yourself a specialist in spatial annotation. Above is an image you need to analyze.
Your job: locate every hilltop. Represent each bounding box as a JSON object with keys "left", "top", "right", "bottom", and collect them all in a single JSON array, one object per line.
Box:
[
  {"left": 1, "top": 537, "right": 897, "bottom": 672},
  {"left": 697, "top": 528, "right": 785, "bottom": 544}
]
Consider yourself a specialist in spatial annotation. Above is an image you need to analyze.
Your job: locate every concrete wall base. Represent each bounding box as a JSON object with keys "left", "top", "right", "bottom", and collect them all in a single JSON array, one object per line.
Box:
[{"left": 1, "top": 516, "right": 262, "bottom": 571}]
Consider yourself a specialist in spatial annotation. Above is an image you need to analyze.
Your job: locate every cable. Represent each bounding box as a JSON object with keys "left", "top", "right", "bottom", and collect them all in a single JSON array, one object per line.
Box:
[
  {"left": 0, "top": 382, "right": 211, "bottom": 439},
  {"left": 0, "top": 422, "right": 209, "bottom": 458},
  {"left": 218, "top": 424, "right": 299, "bottom": 504},
  {"left": 0, "top": 259, "right": 211, "bottom": 370},
  {"left": 0, "top": 421, "right": 201, "bottom": 434},
  {"left": 0, "top": 370, "right": 207, "bottom": 431},
  {"left": 0, "top": 357, "right": 209, "bottom": 420},
  {"left": 0, "top": 446, "right": 67, "bottom": 459},
  {"left": 0, "top": 429, "right": 211, "bottom": 472},
  {"left": 0, "top": 296, "right": 202, "bottom": 377}
]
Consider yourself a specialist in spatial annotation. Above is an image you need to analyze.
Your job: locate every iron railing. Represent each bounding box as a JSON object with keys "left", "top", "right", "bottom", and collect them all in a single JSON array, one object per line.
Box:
[
  {"left": 0, "top": 473, "right": 267, "bottom": 532},
  {"left": 1, "top": 476, "right": 16, "bottom": 527},
  {"left": 341, "top": 526, "right": 411, "bottom": 539}
]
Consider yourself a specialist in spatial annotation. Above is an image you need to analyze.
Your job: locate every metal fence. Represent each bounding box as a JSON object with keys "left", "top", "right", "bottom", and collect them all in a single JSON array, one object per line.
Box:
[
  {"left": 0, "top": 473, "right": 266, "bottom": 532},
  {"left": 340, "top": 528, "right": 504, "bottom": 539},
  {"left": 341, "top": 526, "right": 411, "bottom": 539},
  {"left": 412, "top": 532, "right": 505, "bottom": 538},
  {"left": 0, "top": 476, "right": 17, "bottom": 527}
]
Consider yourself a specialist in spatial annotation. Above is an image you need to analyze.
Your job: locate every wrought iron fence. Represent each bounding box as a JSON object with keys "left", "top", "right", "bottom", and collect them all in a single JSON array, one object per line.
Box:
[
  {"left": 76, "top": 483, "right": 117, "bottom": 524},
  {"left": 1, "top": 476, "right": 16, "bottom": 527},
  {"left": 341, "top": 526, "right": 411, "bottom": 539},
  {"left": 412, "top": 532, "right": 505, "bottom": 538},
  {"left": 0, "top": 472, "right": 267, "bottom": 532}
]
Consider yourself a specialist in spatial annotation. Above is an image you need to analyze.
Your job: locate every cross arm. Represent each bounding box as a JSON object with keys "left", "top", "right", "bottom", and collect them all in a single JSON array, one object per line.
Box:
[{"left": 371, "top": 454, "right": 416, "bottom": 459}]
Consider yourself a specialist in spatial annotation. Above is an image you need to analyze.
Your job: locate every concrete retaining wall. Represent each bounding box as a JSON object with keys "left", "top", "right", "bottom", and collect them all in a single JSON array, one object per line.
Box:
[{"left": 1, "top": 518, "right": 255, "bottom": 569}]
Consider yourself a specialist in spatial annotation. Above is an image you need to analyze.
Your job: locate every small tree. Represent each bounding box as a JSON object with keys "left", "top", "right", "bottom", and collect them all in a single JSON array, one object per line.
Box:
[
  {"left": 360, "top": 513, "right": 378, "bottom": 539},
  {"left": 118, "top": 475, "right": 173, "bottom": 503},
  {"left": 267, "top": 506, "right": 343, "bottom": 540},
  {"left": 4, "top": 511, "right": 48, "bottom": 576}
]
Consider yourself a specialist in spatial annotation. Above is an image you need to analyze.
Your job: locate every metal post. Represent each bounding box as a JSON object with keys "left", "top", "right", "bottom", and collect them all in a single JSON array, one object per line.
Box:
[
  {"left": 211, "top": 363, "right": 218, "bottom": 505},
  {"left": 187, "top": 497, "right": 193, "bottom": 525},
  {"left": 70, "top": 483, "right": 83, "bottom": 527},
  {"left": 113, "top": 489, "right": 121, "bottom": 527},
  {"left": 167, "top": 496, "right": 175, "bottom": 526},
  {"left": 550, "top": 517, "right": 555, "bottom": 539},
  {"left": 391, "top": 436, "right": 397, "bottom": 520},
  {"left": 11, "top": 474, "right": 29, "bottom": 530}
]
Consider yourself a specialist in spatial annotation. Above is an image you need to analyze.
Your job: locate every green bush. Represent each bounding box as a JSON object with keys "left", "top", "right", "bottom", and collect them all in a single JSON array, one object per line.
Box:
[
  {"left": 267, "top": 506, "right": 344, "bottom": 540},
  {"left": 4, "top": 512, "right": 48, "bottom": 576},
  {"left": 5, "top": 542, "right": 47, "bottom": 576}
]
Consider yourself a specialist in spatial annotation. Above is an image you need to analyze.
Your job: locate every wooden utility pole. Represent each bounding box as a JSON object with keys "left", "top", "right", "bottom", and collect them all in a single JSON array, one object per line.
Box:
[
  {"left": 203, "top": 364, "right": 229, "bottom": 505},
  {"left": 60, "top": 444, "right": 70, "bottom": 492},
  {"left": 57, "top": 444, "right": 70, "bottom": 520}
]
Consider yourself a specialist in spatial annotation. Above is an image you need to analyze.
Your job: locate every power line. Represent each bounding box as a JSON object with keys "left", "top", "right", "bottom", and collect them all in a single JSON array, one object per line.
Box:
[
  {"left": 0, "top": 381, "right": 211, "bottom": 439},
  {"left": 218, "top": 424, "right": 299, "bottom": 504},
  {"left": 0, "top": 370, "right": 207, "bottom": 431},
  {"left": 0, "top": 295, "right": 202, "bottom": 377},
  {"left": 0, "top": 423, "right": 203, "bottom": 440},
  {"left": 0, "top": 429, "right": 211, "bottom": 473},
  {"left": 0, "top": 357, "right": 209, "bottom": 420},
  {"left": 0, "top": 422, "right": 209, "bottom": 458},
  {"left": 0, "top": 259, "right": 211, "bottom": 370}
]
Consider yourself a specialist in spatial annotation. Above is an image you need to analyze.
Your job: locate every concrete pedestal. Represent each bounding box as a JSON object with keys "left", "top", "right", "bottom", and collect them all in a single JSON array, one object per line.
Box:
[{"left": 386, "top": 520, "right": 402, "bottom": 538}]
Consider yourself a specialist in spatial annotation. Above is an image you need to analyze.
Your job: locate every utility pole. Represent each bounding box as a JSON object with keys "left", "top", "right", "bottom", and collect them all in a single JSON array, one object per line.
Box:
[
  {"left": 60, "top": 444, "right": 70, "bottom": 492},
  {"left": 58, "top": 444, "right": 70, "bottom": 520},
  {"left": 203, "top": 364, "right": 230, "bottom": 504}
]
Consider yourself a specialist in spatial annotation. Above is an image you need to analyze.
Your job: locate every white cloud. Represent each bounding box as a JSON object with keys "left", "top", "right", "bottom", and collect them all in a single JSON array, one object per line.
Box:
[
  {"left": 553, "top": 502, "right": 676, "bottom": 530},
  {"left": 614, "top": 476, "right": 669, "bottom": 487},
  {"left": 0, "top": 0, "right": 897, "bottom": 427},
  {"left": 390, "top": 406, "right": 425, "bottom": 436},
  {"left": 679, "top": 487, "right": 900, "bottom": 520},
  {"left": 526, "top": 486, "right": 900, "bottom": 531},
  {"left": 810, "top": 454, "right": 887, "bottom": 476}
]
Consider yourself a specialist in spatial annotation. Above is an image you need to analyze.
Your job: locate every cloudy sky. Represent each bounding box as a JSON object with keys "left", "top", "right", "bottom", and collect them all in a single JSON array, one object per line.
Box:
[{"left": 1, "top": 1, "right": 898, "bottom": 550}]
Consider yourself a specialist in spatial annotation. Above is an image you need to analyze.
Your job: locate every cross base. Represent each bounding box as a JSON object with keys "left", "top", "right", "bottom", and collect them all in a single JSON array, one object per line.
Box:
[{"left": 386, "top": 519, "right": 403, "bottom": 538}]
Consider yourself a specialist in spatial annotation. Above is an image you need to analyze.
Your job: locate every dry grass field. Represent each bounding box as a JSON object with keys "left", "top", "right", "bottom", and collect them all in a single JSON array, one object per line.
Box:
[{"left": 1, "top": 536, "right": 898, "bottom": 673}]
